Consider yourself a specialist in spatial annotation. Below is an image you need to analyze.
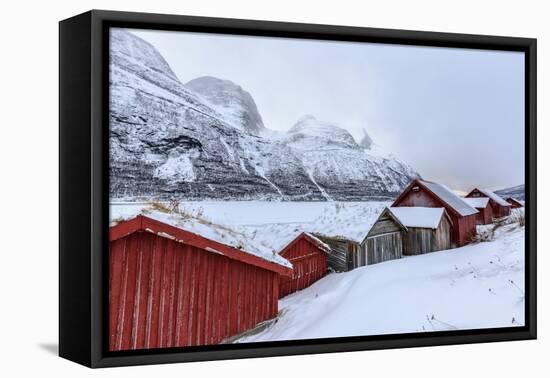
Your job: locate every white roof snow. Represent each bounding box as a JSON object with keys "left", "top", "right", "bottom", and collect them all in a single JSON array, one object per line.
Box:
[
  {"left": 462, "top": 197, "right": 490, "bottom": 209},
  {"left": 304, "top": 232, "right": 332, "bottom": 253},
  {"left": 235, "top": 201, "right": 391, "bottom": 247},
  {"left": 389, "top": 207, "right": 446, "bottom": 229},
  {"left": 110, "top": 204, "right": 292, "bottom": 268},
  {"left": 420, "top": 180, "right": 478, "bottom": 216},
  {"left": 476, "top": 188, "right": 512, "bottom": 207}
]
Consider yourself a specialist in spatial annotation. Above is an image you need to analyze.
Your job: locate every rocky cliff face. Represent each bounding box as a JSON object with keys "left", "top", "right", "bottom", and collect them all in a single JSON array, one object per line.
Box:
[{"left": 109, "top": 29, "right": 420, "bottom": 201}]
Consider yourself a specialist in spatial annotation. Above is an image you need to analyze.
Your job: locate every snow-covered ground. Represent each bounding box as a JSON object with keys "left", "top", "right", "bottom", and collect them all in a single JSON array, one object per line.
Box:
[
  {"left": 111, "top": 201, "right": 389, "bottom": 237},
  {"left": 110, "top": 200, "right": 389, "bottom": 258},
  {"left": 236, "top": 218, "right": 525, "bottom": 342},
  {"left": 110, "top": 201, "right": 525, "bottom": 340}
]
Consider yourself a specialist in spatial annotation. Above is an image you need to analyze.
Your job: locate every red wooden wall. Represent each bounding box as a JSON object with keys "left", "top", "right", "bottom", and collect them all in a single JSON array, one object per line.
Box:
[
  {"left": 393, "top": 184, "right": 476, "bottom": 247},
  {"left": 394, "top": 187, "right": 441, "bottom": 208},
  {"left": 455, "top": 215, "right": 478, "bottom": 246},
  {"left": 466, "top": 189, "right": 511, "bottom": 219},
  {"left": 491, "top": 202, "right": 511, "bottom": 218},
  {"left": 475, "top": 205, "right": 493, "bottom": 225},
  {"left": 109, "top": 231, "right": 280, "bottom": 351},
  {"left": 279, "top": 235, "right": 327, "bottom": 298}
]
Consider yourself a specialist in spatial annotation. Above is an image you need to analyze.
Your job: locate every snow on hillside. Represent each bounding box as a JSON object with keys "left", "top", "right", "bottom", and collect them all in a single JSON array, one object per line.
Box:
[
  {"left": 283, "top": 115, "right": 419, "bottom": 197},
  {"left": 236, "top": 219, "right": 525, "bottom": 342},
  {"left": 109, "top": 29, "right": 420, "bottom": 201}
]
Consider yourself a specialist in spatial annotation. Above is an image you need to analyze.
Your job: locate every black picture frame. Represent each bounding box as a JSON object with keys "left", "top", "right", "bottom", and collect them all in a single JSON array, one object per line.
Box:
[{"left": 59, "top": 9, "right": 537, "bottom": 368}]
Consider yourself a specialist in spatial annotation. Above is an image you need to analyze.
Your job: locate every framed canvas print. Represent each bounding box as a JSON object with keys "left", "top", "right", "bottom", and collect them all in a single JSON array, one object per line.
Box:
[{"left": 59, "top": 10, "right": 536, "bottom": 368}]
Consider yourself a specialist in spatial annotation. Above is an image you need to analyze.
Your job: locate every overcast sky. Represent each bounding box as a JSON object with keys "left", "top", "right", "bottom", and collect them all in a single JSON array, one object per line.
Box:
[{"left": 131, "top": 29, "right": 525, "bottom": 191}]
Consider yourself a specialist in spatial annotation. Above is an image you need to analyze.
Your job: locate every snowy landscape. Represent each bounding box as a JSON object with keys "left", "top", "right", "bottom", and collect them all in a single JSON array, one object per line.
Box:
[
  {"left": 108, "top": 27, "right": 526, "bottom": 349},
  {"left": 110, "top": 201, "right": 525, "bottom": 340},
  {"left": 109, "top": 29, "right": 419, "bottom": 201},
  {"left": 237, "top": 218, "right": 525, "bottom": 342}
]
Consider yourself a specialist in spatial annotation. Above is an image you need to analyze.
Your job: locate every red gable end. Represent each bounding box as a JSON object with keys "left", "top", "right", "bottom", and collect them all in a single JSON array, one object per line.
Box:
[{"left": 110, "top": 215, "right": 292, "bottom": 277}]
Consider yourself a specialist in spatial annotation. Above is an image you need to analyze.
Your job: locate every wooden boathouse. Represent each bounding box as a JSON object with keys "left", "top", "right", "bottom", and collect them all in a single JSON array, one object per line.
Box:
[
  {"left": 465, "top": 188, "right": 511, "bottom": 218},
  {"left": 392, "top": 179, "right": 478, "bottom": 247},
  {"left": 388, "top": 207, "right": 453, "bottom": 255},
  {"left": 109, "top": 214, "right": 292, "bottom": 351},
  {"left": 278, "top": 233, "right": 330, "bottom": 298},
  {"left": 360, "top": 208, "right": 407, "bottom": 265},
  {"left": 462, "top": 197, "right": 493, "bottom": 225}
]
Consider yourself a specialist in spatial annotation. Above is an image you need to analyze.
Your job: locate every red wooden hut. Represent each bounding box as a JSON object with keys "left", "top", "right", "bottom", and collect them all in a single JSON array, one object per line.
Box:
[
  {"left": 465, "top": 188, "right": 511, "bottom": 218},
  {"left": 109, "top": 215, "right": 292, "bottom": 351},
  {"left": 392, "top": 179, "right": 478, "bottom": 247},
  {"left": 506, "top": 197, "right": 524, "bottom": 208},
  {"left": 278, "top": 233, "right": 330, "bottom": 298},
  {"left": 462, "top": 197, "right": 493, "bottom": 225}
]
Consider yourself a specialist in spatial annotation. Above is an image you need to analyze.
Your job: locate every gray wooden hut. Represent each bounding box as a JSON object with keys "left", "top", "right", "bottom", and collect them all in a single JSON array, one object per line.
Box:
[
  {"left": 313, "top": 234, "right": 362, "bottom": 272},
  {"left": 388, "top": 207, "right": 453, "bottom": 256},
  {"left": 360, "top": 208, "right": 408, "bottom": 265}
]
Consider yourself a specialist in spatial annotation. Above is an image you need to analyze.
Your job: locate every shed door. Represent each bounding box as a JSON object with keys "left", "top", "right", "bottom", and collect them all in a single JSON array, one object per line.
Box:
[{"left": 365, "top": 232, "right": 402, "bottom": 265}]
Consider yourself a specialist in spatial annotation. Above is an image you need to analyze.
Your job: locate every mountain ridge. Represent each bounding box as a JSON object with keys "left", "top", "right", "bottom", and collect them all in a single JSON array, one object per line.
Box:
[
  {"left": 495, "top": 184, "right": 525, "bottom": 201},
  {"left": 109, "top": 29, "right": 420, "bottom": 201}
]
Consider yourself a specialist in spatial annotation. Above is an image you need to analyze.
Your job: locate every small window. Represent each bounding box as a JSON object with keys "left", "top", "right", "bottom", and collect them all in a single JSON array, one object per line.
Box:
[{"left": 412, "top": 186, "right": 420, "bottom": 192}]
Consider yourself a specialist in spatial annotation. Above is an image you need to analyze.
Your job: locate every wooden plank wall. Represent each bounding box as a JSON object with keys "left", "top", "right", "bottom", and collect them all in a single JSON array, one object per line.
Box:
[
  {"left": 395, "top": 187, "right": 440, "bottom": 208},
  {"left": 364, "top": 232, "right": 403, "bottom": 265},
  {"left": 434, "top": 217, "right": 452, "bottom": 251},
  {"left": 348, "top": 243, "right": 364, "bottom": 270},
  {"left": 475, "top": 206, "right": 493, "bottom": 225},
  {"left": 368, "top": 216, "right": 403, "bottom": 237},
  {"left": 456, "top": 215, "right": 478, "bottom": 246},
  {"left": 109, "top": 232, "right": 279, "bottom": 351},
  {"left": 402, "top": 218, "right": 452, "bottom": 256},
  {"left": 315, "top": 235, "right": 366, "bottom": 272},
  {"left": 492, "top": 203, "right": 511, "bottom": 218},
  {"left": 279, "top": 238, "right": 327, "bottom": 298},
  {"left": 315, "top": 236, "right": 349, "bottom": 272},
  {"left": 402, "top": 228, "right": 434, "bottom": 255}
]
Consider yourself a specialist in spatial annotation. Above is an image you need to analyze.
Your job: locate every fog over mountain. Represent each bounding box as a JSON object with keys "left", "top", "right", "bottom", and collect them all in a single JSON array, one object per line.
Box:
[
  {"left": 132, "top": 28, "right": 525, "bottom": 191},
  {"left": 109, "top": 29, "right": 419, "bottom": 201}
]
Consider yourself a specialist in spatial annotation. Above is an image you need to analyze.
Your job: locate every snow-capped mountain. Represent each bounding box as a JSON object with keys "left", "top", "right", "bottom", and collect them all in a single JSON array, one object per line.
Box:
[
  {"left": 495, "top": 184, "right": 525, "bottom": 201},
  {"left": 185, "top": 76, "right": 265, "bottom": 135},
  {"left": 109, "top": 29, "right": 420, "bottom": 201},
  {"left": 282, "top": 116, "right": 418, "bottom": 200}
]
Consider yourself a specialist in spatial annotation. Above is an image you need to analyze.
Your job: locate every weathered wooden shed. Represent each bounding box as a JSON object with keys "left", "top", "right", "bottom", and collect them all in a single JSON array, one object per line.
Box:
[
  {"left": 466, "top": 188, "right": 511, "bottom": 218},
  {"left": 506, "top": 197, "right": 524, "bottom": 209},
  {"left": 109, "top": 215, "right": 292, "bottom": 351},
  {"left": 313, "top": 234, "right": 362, "bottom": 272},
  {"left": 392, "top": 179, "right": 479, "bottom": 247},
  {"left": 462, "top": 197, "right": 493, "bottom": 225},
  {"left": 278, "top": 233, "right": 330, "bottom": 298},
  {"left": 360, "top": 208, "right": 407, "bottom": 265},
  {"left": 388, "top": 207, "right": 452, "bottom": 255}
]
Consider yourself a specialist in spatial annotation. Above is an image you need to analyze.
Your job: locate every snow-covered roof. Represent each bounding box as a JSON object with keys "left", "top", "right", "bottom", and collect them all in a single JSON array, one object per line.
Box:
[
  {"left": 303, "top": 232, "right": 332, "bottom": 253},
  {"left": 476, "top": 188, "right": 512, "bottom": 207},
  {"left": 506, "top": 197, "right": 524, "bottom": 206},
  {"left": 462, "top": 197, "right": 490, "bottom": 209},
  {"left": 420, "top": 180, "right": 478, "bottom": 216},
  {"left": 242, "top": 229, "right": 332, "bottom": 256},
  {"left": 110, "top": 204, "right": 292, "bottom": 268},
  {"left": 388, "top": 207, "right": 447, "bottom": 229}
]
